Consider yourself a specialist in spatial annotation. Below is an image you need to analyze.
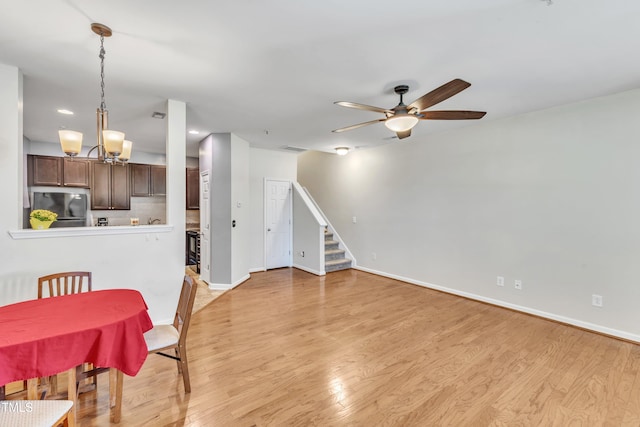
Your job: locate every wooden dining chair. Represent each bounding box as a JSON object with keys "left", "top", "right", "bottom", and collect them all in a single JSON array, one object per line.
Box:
[
  {"left": 38, "top": 271, "right": 92, "bottom": 299},
  {"left": 38, "top": 271, "right": 98, "bottom": 396},
  {"left": 0, "top": 400, "right": 75, "bottom": 427},
  {"left": 0, "top": 272, "right": 94, "bottom": 400},
  {"left": 143, "top": 275, "right": 197, "bottom": 393}
]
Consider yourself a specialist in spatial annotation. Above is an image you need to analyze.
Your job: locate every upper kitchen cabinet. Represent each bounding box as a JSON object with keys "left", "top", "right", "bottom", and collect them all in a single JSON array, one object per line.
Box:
[
  {"left": 62, "top": 158, "right": 91, "bottom": 188},
  {"left": 131, "top": 164, "right": 166, "bottom": 197},
  {"left": 28, "top": 155, "right": 90, "bottom": 188},
  {"left": 186, "top": 168, "right": 199, "bottom": 209},
  {"left": 91, "top": 162, "right": 130, "bottom": 210}
]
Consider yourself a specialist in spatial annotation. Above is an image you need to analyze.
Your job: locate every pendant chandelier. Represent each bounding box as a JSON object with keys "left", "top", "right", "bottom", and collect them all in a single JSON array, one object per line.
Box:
[{"left": 58, "top": 23, "right": 132, "bottom": 163}]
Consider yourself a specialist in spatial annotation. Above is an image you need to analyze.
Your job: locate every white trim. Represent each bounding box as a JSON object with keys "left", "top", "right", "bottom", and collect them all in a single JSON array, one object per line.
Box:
[
  {"left": 354, "top": 265, "right": 640, "bottom": 344},
  {"left": 207, "top": 273, "right": 251, "bottom": 291},
  {"left": 293, "top": 264, "right": 326, "bottom": 276},
  {"left": 233, "top": 274, "right": 251, "bottom": 288},
  {"left": 249, "top": 267, "right": 266, "bottom": 273},
  {"left": 208, "top": 282, "right": 230, "bottom": 291},
  {"left": 292, "top": 182, "right": 327, "bottom": 227},
  {"left": 301, "top": 186, "right": 356, "bottom": 266},
  {"left": 9, "top": 224, "right": 174, "bottom": 239}
]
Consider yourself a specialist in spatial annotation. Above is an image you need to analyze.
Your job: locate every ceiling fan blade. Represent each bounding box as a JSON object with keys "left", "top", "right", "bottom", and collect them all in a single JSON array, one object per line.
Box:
[
  {"left": 335, "top": 101, "right": 392, "bottom": 114},
  {"left": 332, "top": 118, "right": 385, "bottom": 133},
  {"left": 396, "top": 129, "right": 411, "bottom": 139},
  {"left": 408, "top": 79, "right": 471, "bottom": 111},
  {"left": 419, "top": 110, "right": 486, "bottom": 120}
]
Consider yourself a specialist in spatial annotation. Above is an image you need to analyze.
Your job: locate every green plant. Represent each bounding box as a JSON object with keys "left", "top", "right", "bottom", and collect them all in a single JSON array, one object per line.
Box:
[{"left": 30, "top": 209, "right": 58, "bottom": 222}]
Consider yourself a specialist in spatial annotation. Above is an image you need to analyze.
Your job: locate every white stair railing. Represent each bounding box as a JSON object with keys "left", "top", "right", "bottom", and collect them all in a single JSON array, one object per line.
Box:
[{"left": 302, "top": 186, "right": 357, "bottom": 267}]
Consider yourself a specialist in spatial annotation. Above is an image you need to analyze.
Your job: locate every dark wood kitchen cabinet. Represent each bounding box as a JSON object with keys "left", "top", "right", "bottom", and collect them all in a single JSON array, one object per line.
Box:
[
  {"left": 131, "top": 164, "right": 166, "bottom": 197},
  {"left": 28, "top": 155, "right": 90, "bottom": 188},
  {"left": 62, "top": 158, "right": 90, "bottom": 187},
  {"left": 91, "top": 162, "right": 130, "bottom": 210},
  {"left": 186, "top": 168, "right": 199, "bottom": 209}
]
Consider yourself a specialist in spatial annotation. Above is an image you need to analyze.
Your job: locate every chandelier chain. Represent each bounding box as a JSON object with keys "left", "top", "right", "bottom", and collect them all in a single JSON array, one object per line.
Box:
[{"left": 99, "top": 34, "right": 106, "bottom": 112}]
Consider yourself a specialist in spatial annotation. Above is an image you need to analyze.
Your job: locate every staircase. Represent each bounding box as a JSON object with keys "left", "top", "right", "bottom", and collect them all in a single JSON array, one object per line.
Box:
[{"left": 324, "top": 229, "right": 352, "bottom": 272}]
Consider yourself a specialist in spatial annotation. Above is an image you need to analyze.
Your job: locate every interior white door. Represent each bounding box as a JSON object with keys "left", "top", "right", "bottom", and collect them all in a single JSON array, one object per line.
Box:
[
  {"left": 265, "top": 179, "right": 292, "bottom": 269},
  {"left": 199, "top": 171, "right": 211, "bottom": 283}
]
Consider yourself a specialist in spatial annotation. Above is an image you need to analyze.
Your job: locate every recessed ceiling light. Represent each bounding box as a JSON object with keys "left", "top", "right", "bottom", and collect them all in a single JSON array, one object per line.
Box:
[
  {"left": 188, "top": 130, "right": 200, "bottom": 135},
  {"left": 57, "top": 109, "right": 74, "bottom": 115}
]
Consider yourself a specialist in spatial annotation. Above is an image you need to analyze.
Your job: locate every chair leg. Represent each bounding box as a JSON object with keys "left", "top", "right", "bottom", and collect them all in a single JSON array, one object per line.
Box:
[
  {"left": 0, "top": 385, "right": 5, "bottom": 400},
  {"left": 177, "top": 345, "right": 191, "bottom": 393},
  {"left": 175, "top": 348, "right": 182, "bottom": 374},
  {"left": 49, "top": 375, "right": 58, "bottom": 395}
]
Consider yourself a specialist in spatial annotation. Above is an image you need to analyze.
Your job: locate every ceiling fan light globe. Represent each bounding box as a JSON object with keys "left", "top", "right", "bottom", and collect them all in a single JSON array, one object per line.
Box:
[
  {"left": 58, "top": 130, "right": 83, "bottom": 156},
  {"left": 384, "top": 115, "right": 419, "bottom": 132}
]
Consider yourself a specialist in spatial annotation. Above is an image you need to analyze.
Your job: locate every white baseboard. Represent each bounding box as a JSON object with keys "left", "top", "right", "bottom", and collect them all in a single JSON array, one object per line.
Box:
[
  {"left": 354, "top": 265, "right": 640, "bottom": 344},
  {"left": 207, "top": 273, "right": 251, "bottom": 291},
  {"left": 232, "top": 274, "right": 251, "bottom": 289},
  {"left": 249, "top": 267, "right": 266, "bottom": 273},
  {"left": 293, "top": 264, "right": 325, "bottom": 276},
  {"left": 208, "top": 282, "right": 230, "bottom": 291}
]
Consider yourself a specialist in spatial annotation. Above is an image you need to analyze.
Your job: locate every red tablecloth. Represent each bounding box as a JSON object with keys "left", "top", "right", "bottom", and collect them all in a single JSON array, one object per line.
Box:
[{"left": 0, "top": 289, "right": 153, "bottom": 385}]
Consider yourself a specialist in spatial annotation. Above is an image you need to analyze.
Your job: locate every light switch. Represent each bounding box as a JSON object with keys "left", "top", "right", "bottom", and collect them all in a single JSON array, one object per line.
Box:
[{"left": 352, "top": 216, "right": 357, "bottom": 223}]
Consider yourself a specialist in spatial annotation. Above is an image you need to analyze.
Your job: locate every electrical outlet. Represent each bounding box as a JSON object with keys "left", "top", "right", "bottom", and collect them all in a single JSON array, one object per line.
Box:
[
  {"left": 497, "top": 276, "right": 504, "bottom": 287},
  {"left": 514, "top": 280, "right": 522, "bottom": 290},
  {"left": 371, "top": 252, "right": 377, "bottom": 260},
  {"left": 352, "top": 216, "right": 357, "bottom": 224},
  {"left": 592, "top": 294, "right": 603, "bottom": 307}
]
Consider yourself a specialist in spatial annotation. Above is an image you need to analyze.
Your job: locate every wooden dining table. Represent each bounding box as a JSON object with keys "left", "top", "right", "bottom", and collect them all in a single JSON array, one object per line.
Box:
[{"left": 0, "top": 289, "right": 153, "bottom": 423}]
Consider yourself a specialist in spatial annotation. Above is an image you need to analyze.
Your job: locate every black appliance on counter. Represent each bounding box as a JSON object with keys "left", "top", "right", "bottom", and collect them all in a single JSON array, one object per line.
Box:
[
  {"left": 186, "top": 230, "right": 200, "bottom": 273},
  {"left": 32, "top": 192, "right": 87, "bottom": 228}
]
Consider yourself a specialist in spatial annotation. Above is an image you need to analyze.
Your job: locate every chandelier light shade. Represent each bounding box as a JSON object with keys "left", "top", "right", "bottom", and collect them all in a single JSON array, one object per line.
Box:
[
  {"left": 119, "top": 140, "right": 133, "bottom": 161},
  {"left": 58, "top": 130, "right": 83, "bottom": 157},
  {"left": 102, "top": 130, "right": 125, "bottom": 156},
  {"left": 335, "top": 147, "right": 350, "bottom": 156},
  {"left": 58, "top": 23, "right": 132, "bottom": 164},
  {"left": 384, "top": 114, "right": 419, "bottom": 132}
]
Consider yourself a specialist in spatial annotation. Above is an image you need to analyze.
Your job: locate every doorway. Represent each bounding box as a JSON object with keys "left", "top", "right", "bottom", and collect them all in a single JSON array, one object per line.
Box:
[{"left": 265, "top": 179, "right": 292, "bottom": 269}]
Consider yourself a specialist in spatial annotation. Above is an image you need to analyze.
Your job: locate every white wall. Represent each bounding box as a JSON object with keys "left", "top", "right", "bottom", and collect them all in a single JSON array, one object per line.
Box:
[
  {"left": 200, "top": 133, "right": 232, "bottom": 286},
  {"left": 298, "top": 88, "right": 640, "bottom": 342},
  {"left": 292, "top": 184, "right": 325, "bottom": 275},
  {"left": 248, "top": 148, "right": 298, "bottom": 271},
  {"left": 199, "top": 133, "right": 254, "bottom": 288},
  {"left": 231, "top": 135, "right": 250, "bottom": 285},
  {"left": 0, "top": 63, "right": 186, "bottom": 324}
]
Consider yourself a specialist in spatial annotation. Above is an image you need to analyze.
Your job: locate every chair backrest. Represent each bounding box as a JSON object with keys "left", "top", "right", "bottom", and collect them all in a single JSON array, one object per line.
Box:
[
  {"left": 38, "top": 271, "right": 92, "bottom": 299},
  {"left": 174, "top": 275, "right": 197, "bottom": 346}
]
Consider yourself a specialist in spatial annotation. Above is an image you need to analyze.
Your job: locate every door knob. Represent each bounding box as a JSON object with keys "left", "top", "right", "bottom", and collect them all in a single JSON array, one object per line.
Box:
[{"left": 267, "top": 228, "right": 271, "bottom": 231}]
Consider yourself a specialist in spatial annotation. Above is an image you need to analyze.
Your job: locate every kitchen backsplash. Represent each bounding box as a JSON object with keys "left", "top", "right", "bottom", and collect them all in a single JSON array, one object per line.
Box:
[{"left": 90, "top": 196, "right": 166, "bottom": 226}]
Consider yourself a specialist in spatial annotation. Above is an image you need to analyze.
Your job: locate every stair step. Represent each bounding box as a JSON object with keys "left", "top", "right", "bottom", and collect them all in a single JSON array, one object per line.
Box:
[
  {"left": 325, "top": 258, "right": 352, "bottom": 272},
  {"left": 325, "top": 248, "right": 345, "bottom": 261},
  {"left": 324, "top": 240, "right": 339, "bottom": 250},
  {"left": 324, "top": 232, "right": 334, "bottom": 241}
]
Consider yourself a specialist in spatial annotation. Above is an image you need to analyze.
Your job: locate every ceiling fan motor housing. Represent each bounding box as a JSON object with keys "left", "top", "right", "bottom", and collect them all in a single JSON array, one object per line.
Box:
[{"left": 394, "top": 85, "right": 410, "bottom": 96}]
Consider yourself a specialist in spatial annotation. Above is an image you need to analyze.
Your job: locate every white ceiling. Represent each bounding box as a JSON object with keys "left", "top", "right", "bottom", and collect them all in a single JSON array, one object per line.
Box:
[{"left": 1, "top": 0, "right": 639, "bottom": 157}]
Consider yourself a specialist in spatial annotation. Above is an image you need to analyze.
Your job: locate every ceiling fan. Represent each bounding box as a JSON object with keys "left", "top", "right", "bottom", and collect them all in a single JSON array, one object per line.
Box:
[{"left": 332, "top": 79, "right": 486, "bottom": 139}]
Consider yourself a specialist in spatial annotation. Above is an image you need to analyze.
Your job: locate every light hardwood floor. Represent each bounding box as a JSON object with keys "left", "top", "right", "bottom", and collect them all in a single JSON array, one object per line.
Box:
[{"left": 49, "top": 268, "right": 640, "bottom": 425}]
